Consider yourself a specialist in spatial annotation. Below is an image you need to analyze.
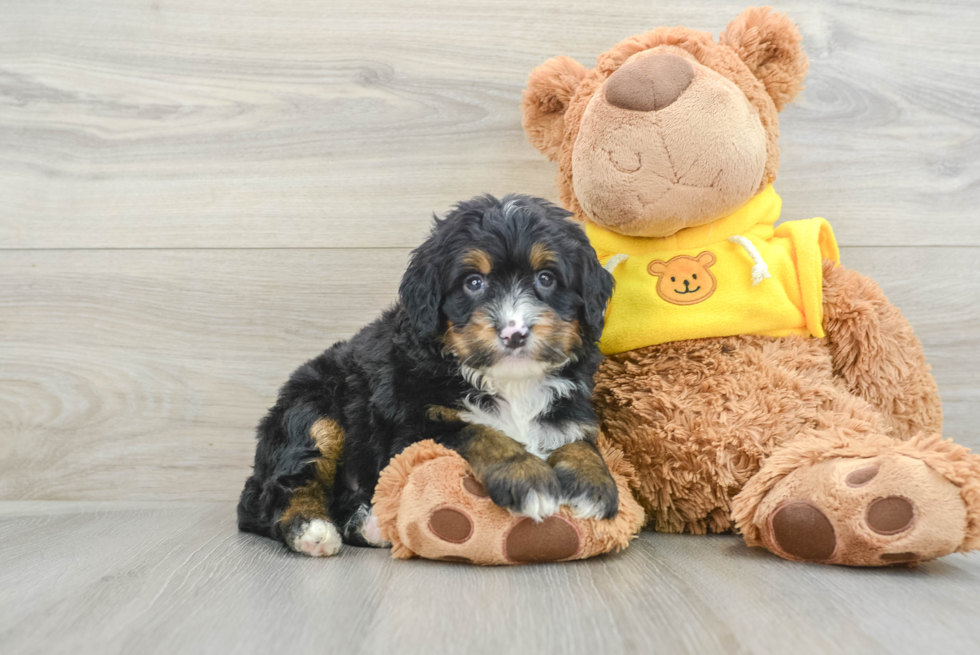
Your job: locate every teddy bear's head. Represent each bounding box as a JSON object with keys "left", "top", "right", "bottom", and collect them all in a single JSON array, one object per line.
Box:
[{"left": 522, "top": 7, "right": 808, "bottom": 238}]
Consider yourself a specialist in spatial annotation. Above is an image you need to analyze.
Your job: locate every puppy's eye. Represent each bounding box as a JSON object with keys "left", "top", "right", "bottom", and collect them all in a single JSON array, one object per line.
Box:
[
  {"left": 536, "top": 271, "right": 556, "bottom": 289},
  {"left": 464, "top": 274, "right": 485, "bottom": 294}
]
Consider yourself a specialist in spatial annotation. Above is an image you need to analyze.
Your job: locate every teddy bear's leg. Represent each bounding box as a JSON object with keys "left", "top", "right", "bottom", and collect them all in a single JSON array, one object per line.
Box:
[
  {"left": 733, "top": 422, "right": 980, "bottom": 566},
  {"left": 822, "top": 260, "right": 943, "bottom": 440},
  {"left": 371, "top": 440, "right": 645, "bottom": 565}
]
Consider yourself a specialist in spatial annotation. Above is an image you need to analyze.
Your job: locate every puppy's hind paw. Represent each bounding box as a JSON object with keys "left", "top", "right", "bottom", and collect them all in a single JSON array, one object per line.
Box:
[
  {"left": 343, "top": 504, "right": 392, "bottom": 548},
  {"left": 287, "top": 518, "right": 342, "bottom": 558},
  {"left": 361, "top": 514, "right": 391, "bottom": 548}
]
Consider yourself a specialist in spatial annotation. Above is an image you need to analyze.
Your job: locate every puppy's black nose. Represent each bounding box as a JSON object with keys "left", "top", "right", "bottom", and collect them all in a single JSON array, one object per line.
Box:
[{"left": 501, "top": 325, "right": 529, "bottom": 349}]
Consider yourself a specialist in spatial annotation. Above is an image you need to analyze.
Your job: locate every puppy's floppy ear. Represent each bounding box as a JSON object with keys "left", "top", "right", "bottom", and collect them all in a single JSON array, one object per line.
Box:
[
  {"left": 580, "top": 246, "right": 615, "bottom": 343},
  {"left": 522, "top": 56, "right": 588, "bottom": 160},
  {"left": 399, "top": 233, "right": 443, "bottom": 339},
  {"left": 720, "top": 7, "right": 809, "bottom": 111}
]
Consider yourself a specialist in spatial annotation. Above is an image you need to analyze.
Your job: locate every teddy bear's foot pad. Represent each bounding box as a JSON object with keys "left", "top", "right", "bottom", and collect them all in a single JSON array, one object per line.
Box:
[
  {"left": 423, "top": 492, "right": 583, "bottom": 562},
  {"left": 759, "top": 453, "right": 968, "bottom": 566},
  {"left": 504, "top": 516, "right": 581, "bottom": 563},
  {"left": 419, "top": 476, "right": 584, "bottom": 564},
  {"left": 372, "top": 441, "right": 645, "bottom": 565},
  {"left": 769, "top": 501, "right": 836, "bottom": 561}
]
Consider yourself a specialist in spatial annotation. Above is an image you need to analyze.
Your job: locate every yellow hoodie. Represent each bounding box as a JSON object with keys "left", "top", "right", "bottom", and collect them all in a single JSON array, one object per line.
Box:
[{"left": 586, "top": 186, "right": 840, "bottom": 355}]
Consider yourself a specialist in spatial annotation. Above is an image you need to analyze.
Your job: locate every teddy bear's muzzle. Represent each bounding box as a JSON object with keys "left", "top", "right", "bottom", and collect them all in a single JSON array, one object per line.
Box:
[{"left": 571, "top": 55, "right": 770, "bottom": 237}]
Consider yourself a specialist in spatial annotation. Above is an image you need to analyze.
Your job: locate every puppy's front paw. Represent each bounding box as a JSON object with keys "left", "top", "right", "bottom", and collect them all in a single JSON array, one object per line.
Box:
[
  {"left": 519, "top": 489, "right": 562, "bottom": 523},
  {"left": 481, "top": 457, "right": 561, "bottom": 522},
  {"left": 555, "top": 465, "right": 619, "bottom": 520},
  {"left": 286, "top": 518, "right": 342, "bottom": 557}
]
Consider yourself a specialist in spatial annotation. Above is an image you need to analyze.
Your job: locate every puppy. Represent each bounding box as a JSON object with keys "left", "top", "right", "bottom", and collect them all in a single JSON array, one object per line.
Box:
[{"left": 237, "top": 194, "right": 616, "bottom": 557}]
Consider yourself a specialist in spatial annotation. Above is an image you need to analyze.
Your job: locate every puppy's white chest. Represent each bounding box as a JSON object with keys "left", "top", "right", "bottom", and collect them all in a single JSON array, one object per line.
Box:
[{"left": 460, "top": 375, "right": 577, "bottom": 459}]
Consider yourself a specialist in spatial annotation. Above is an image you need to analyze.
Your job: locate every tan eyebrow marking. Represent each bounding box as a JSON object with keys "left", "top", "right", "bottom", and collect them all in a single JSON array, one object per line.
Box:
[
  {"left": 530, "top": 243, "right": 557, "bottom": 270},
  {"left": 461, "top": 249, "right": 492, "bottom": 274}
]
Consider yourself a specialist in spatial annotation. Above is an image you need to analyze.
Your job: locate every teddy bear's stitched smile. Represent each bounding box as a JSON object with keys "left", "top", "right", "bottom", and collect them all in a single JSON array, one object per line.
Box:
[{"left": 670, "top": 276, "right": 702, "bottom": 294}]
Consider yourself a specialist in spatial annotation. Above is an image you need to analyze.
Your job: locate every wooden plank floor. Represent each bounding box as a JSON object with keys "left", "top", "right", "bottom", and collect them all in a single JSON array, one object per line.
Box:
[
  {"left": 2, "top": 0, "right": 980, "bottom": 653},
  {"left": 1, "top": 501, "right": 979, "bottom": 655}
]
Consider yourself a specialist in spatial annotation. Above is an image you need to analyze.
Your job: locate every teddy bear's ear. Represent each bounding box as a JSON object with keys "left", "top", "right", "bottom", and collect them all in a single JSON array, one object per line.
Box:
[
  {"left": 720, "top": 7, "right": 809, "bottom": 111},
  {"left": 521, "top": 56, "right": 588, "bottom": 160}
]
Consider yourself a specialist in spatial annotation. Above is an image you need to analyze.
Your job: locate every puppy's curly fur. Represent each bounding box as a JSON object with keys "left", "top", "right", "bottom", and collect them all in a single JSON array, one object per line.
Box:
[{"left": 238, "top": 194, "right": 615, "bottom": 556}]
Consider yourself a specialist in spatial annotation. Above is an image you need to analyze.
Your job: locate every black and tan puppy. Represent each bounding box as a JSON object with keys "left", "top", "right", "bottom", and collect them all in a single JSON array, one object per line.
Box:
[{"left": 238, "top": 194, "right": 616, "bottom": 556}]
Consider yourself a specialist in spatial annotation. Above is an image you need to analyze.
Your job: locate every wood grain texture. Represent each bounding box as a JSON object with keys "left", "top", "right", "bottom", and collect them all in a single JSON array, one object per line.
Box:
[
  {"left": 0, "top": 249, "right": 407, "bottom": 500},
  {"left": 0, "top": 0, "right": 978, "bottom": 248},
  {"left": 1, "top": 501, "right": 979, "bottom": 655},
  {"left": 1, "top": 3, "right": 979, "bottom": 646},
  {"left": 0, "top": 246, "right": 976, "bottom": 501}
]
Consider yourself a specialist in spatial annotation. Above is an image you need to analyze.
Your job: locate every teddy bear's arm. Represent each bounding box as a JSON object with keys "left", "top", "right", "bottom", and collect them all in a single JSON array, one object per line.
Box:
[{"left": 821, "top": 260, "right": 943, "bottom": 439}]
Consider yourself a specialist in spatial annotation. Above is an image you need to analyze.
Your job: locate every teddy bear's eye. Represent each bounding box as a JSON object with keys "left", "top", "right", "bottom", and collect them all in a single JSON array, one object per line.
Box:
[
  {"left": 692, "top": 274, "right": 697, "bottom": 280},
  {"left": 671, "top": 277, "right": 676, "bottom": 282}
]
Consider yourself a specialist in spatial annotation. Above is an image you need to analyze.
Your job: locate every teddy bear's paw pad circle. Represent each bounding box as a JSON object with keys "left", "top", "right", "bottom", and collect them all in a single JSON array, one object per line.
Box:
[
  {"left": 462, "top": 475, "right": 489, "bottom": 498},
  {"left": 427, "top": 507, "right": 473, "bottom": 544},
  {"left": 770, "top": 501, "right": 837, "bottom": 562},
  {"left": 759, "top": 453, "right": 970, "bottom": 566},
  {"left": 845, "top": 465, "right": 879, "bottom": 488},
  {"left": 504, "top": 516, "right": 581, "bottom": 563},
  {"left": 866, "top": 496, "right": 915, "bottom": 535}
]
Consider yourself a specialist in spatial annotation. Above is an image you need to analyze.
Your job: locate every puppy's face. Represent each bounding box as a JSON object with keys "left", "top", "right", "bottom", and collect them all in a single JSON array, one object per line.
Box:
[
  {"left": 400, "top": 195, "right": 614, "bottom": 377},
  {"left": 442, "top": 239, "right": 582, "bottom": 375}
]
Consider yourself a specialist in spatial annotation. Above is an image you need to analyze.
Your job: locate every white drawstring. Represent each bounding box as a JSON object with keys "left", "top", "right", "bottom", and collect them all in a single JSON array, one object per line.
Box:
[
  {"left": 603, "top": 253, "right": 629, "bottom": 273},
  {"left": 728, "top": 235, "right": 770, "bottom": 286}
]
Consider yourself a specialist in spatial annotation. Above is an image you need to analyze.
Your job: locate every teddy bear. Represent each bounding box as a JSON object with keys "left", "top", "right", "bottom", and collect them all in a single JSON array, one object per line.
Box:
[
  {"left": 513, "top": 6, "right": 980, "bottom": 566},
  {"left": 372, "top": 6, "right": 980, "bottom": 567}
]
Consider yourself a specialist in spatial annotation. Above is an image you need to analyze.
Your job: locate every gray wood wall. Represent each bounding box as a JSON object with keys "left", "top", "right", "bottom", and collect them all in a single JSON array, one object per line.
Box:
[{"left": 2, "top": 0, "right": 978, "bottom": 501}]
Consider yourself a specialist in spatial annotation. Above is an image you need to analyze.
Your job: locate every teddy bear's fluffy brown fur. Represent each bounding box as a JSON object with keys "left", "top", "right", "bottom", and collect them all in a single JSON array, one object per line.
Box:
[
  {"left": 519, "top": 6, "right": 980, "bottom": 566},
  {"left": 523, "top": 7, "right": 801, "bottom": 235},
  {"left": 373, "top": 439, "right": 645, "bottom": 565},
  {"left": 374, "top": 6, "right": 980, "bottom": 566}
]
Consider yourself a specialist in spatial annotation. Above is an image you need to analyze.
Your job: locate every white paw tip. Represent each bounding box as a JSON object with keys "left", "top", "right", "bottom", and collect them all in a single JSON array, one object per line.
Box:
[
  {"left": 295, "top": 519, "right": 342, "bottom": 557},
  {"left": 519, "top": 490, "right": 560, "bottom": 522},
  {"left": 361, "top": 514, "right": 390, "bottom": 548},
  {"left": 567, "top": 495, "right": 608, "bottom": 520}
]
